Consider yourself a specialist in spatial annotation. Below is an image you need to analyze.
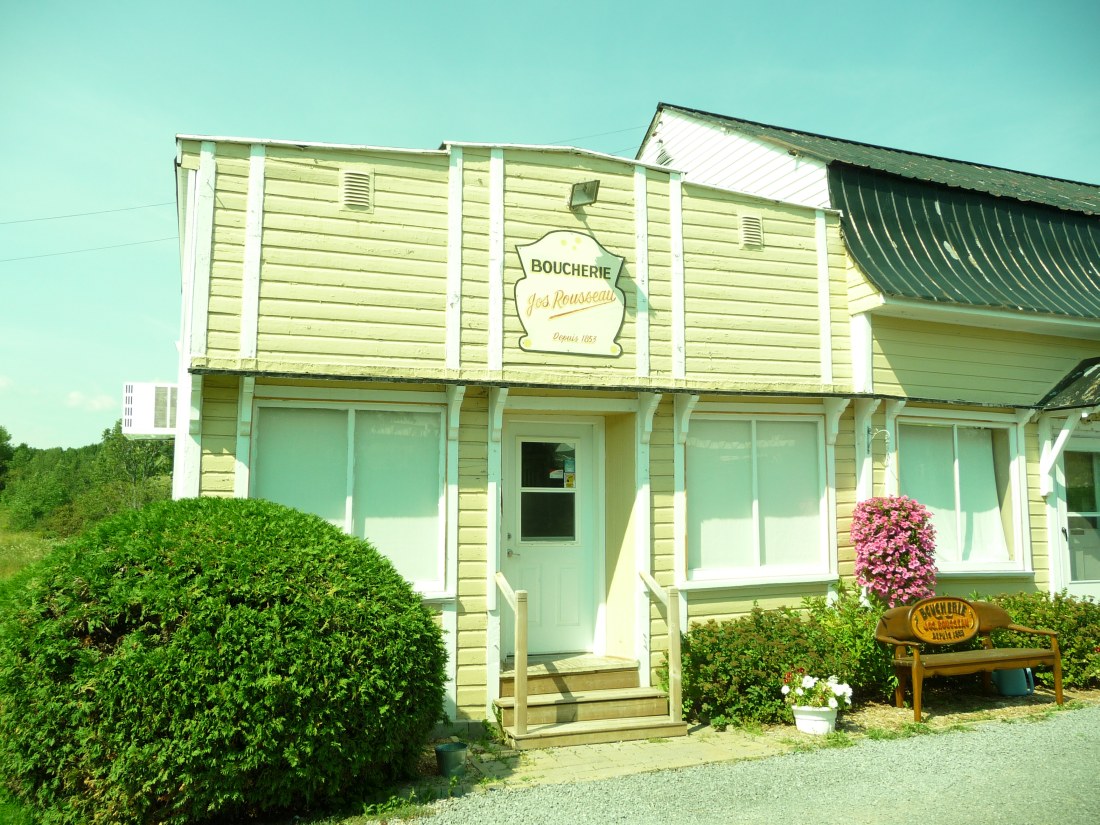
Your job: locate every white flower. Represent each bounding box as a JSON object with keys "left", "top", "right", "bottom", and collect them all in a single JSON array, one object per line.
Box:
[
  {"left": 795, "top": 687, "right": 804, "bottom": 696},
  {"left": 781, "top": 685, "right": 790, "bottom": 695},
  {"left": 828, "top": 697, "right": 838, "bottom": 709}
]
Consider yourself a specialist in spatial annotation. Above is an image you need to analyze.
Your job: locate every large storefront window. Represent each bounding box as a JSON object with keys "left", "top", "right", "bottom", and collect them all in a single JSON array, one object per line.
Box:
[
  {"left": 687, "top": 417, "right": 827, "bottom": 580},
  {"left": 252, "top": 404, "right": 445, "bottom": 591},
  {"left": 898, "top": 421, "right": 1017, "bottom": 570}
]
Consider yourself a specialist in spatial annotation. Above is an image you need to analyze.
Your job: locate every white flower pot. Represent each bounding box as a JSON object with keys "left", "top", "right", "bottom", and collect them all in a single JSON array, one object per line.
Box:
[{"left": 791, "top": 705, "right": 838, "bottom": 735}]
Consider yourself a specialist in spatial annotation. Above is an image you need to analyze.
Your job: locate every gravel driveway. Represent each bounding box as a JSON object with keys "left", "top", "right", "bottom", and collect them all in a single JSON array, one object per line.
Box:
[{"left": 422, "top": 704, "right": 1100, "bottom": 824}]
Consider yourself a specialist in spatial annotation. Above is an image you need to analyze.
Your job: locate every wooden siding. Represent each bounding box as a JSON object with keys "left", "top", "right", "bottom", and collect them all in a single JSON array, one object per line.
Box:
[
  {"left": 199, "top": 374, "right": 239, "bottom": 496},
  {"left": 680, "top": 189, "right": 845, "bottom": 384},
  {"left": 456, "top": 388, "right": 489, "bottom": 718},
  {"left": 874, "top": 317, "right": 1100, "bottom": 405},
  {"left": 501, "top": 151, "right": 640, "bottom": 378},
  {"left": 459, "top": 151, "right": 491, "bottom": 371},
  {"left": 639, "top": 110, "right": 830, "bottom": 208},
  {"left": 256, "top": 147, "right": 450, "bottom": 369}
]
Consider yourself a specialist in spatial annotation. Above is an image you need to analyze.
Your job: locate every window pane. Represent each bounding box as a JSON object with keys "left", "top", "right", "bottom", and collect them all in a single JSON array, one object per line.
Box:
[
  {"left": 521, "top": 441, "right": 575, "bottom": 489},
  {"left": 254, "top": 407, "right": 348, "bottom": 527},
  {"left": 520, "top": 492, "right": 575, "bottom": 541},
  {"left": 687, "top": 420, "right": 754, "bottom": 571},
  {"left": 899, "top": 424, "right": 959, "bottom": 562},
  {"left": 957, "top": 427, "right": 1010, "bottom": 562},
  {"left": 1066, "top": 452, "right": 1099, "bottom": 514},
  {"left": 354, "top": 410, "right": 442, "bottom": 586},
  {"left": 1069, "top": 515, "right": 1100, "bottom": 581},
  {"left": 757, "top": 420, "right": 823, "bottom": 567}
]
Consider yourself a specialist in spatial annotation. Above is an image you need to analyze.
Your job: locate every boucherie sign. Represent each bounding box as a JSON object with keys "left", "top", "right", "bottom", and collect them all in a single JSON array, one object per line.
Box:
[
  {"left": 514, "top": 231, "right": 626, "bottom": 357},
  {"left": 909, "top": 597, "right": 979, "bottom": 644}
]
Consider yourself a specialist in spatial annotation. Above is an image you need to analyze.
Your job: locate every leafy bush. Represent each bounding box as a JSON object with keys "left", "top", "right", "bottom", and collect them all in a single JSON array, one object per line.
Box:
[
  {"left": 802, "top": 583, "right": 895, "bottom": 701},
  {"left": 0, "top": 498, "right": 447, "bottom": 825},
  {"left": 679, "top": 606, "right": 835, "bottom": 726},
  {"left": 984, "top": 590, "right": 1100, "bottom": 689}
]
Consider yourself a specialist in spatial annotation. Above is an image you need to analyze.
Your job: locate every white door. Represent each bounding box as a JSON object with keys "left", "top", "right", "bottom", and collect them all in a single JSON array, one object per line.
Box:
[
  {"left": 501, "top": 420, "right": 600, "bottom": 655},
  {"left": 1061, "top": 449, "right": 1100, "bottom": 600}
]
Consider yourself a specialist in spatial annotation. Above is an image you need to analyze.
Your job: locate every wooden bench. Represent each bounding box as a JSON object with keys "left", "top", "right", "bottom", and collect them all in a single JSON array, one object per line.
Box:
[{"left": 876, "top": 596, "right": 1063, "bottom": 721}]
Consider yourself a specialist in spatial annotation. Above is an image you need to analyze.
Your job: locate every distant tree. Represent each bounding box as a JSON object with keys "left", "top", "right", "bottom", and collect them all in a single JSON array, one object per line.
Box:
[
  {"left": 0, "top": 425, "right": 13, "bottom": 491},
  {"left": 0, "top": 422, "right": 173, "bottom": 536},
  {"left": 95, "top": 421, "right": 174, "bottom": 510}
]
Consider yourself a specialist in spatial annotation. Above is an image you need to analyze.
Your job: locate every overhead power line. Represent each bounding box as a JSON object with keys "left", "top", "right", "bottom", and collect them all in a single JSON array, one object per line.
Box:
[
  {"left": 0, "top": 201, "right": 175, "bottom": 225},
  {"left": 0, "top": 236, "right": 179, "bottom": 263}
]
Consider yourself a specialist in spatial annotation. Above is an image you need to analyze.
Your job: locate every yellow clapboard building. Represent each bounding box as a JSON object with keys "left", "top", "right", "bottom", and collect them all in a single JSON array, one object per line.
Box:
[{"left": 170, "top": 104, "right": 1100, "bottom": 745}]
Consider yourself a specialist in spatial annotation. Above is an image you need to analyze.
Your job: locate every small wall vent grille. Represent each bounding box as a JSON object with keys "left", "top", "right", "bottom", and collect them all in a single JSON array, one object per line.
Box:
[
  {"left": 740, "top": 214, "right": 764, "bottom": 249},
  {"left": 340, "top": 170, "right": 374, "bottom": 210}
]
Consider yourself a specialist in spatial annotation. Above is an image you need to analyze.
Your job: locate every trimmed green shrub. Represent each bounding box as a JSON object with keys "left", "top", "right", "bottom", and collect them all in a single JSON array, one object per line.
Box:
[
  {"left": 0, "top": 498, "right": 447, "bottom": 825},
  {"left": 679, "top": 606, "right": 834, "bottom": 726},
  {"left": 803, "top": 582, "right": 895, "bottom": 701},
  {"left": 985, "top": 590, "right": 1100, "bottom": 689}
]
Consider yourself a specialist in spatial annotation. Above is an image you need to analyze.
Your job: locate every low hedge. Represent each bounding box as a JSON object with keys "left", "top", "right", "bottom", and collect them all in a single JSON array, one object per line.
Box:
[
  {"left": 0, "top": 497, "right": 447, "bottom": 825},
  {"left": 677, "top": 584, "right": 1099, "bottom": 728},
  {"left": 985, "top": 590, "right": 1100, "bottom": 688}
]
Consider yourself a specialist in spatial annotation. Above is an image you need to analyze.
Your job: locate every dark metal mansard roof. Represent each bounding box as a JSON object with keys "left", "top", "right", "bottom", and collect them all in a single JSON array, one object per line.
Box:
[
  {"left": 830, "top": 163, "right": 1100, "bottom": 319},
  {"left": 646, "top": 105, "right": 1100, "bottom": 320}
]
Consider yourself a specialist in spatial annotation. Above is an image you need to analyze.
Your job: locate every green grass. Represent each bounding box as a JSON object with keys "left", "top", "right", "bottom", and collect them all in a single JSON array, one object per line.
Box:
[{"left": 0, "top": 529, "right": 54, "bottom": 580}]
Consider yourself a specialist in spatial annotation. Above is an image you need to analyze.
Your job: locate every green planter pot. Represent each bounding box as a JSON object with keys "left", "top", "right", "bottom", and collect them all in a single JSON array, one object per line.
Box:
[{"left": 435, "top": 742, "right": 468, "bottom": 778}]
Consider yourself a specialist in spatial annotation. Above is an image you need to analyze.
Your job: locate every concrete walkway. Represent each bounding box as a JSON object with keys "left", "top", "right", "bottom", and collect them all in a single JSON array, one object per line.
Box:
[{"left": 463, "top": 725, "right": 791, "bottom": 787}]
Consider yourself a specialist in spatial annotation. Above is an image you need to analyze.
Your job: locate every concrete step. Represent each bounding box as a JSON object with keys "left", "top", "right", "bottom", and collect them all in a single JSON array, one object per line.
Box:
[
  {"left": 499, "top": 655, "right": 640, "bottom": 697},
  {"left": 502, "top": 715, "right": 689, "bottom": 750},
  {"left": 495, "top": 686, "right": 671, "bottom": 726}
]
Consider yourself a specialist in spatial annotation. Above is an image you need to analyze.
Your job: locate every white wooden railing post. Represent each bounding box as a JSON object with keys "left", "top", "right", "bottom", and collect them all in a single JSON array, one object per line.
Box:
[
  {"left": 667, "top": 586, "right": 682, "bottom": 724},
  {"left": 514, "top": 590, "right": 528, "bottom": 736}
]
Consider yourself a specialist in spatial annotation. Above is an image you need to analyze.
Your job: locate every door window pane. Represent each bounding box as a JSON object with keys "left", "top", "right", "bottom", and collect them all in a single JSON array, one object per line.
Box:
[
  {"left": 520, "top": 492, "right": 576, "bottom": 541},
  {"left": 520, "top": 441, "right": 576, "bottom": 541},
  {"left": 1066, "top": 452, "right": 1099, "bottom": 513},
  {"left": 253, "top": 407, "right": 348, "bottom": 527}
]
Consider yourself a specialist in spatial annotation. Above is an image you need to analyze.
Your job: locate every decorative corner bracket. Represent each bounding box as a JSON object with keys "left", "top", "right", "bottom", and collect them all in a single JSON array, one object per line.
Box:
[
  {"left": 489, "top": 387, "right": 509, "bottom": 443},
  {"left": 673, "top": 394, "right": 699, "bottom": 445},
  {"left": 638, "top": 392, "right": 662, "bottom": 445},
  {"left": 446, "top": 385, "right": 466, "bottom": 442},
  {"left": 237, "top": 377, "right": 256, "bottom": 437},
  {"left": 822, "top": 397, "right": 850, "bottom": 447}
]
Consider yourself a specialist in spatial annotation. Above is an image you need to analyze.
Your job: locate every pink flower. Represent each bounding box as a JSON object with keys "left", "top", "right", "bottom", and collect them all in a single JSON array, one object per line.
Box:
[{"left": 851, "top": 496, "right": 938, "bottom": 608}]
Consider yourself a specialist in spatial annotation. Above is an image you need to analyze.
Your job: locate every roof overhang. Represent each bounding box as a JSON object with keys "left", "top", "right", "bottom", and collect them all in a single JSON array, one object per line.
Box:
[{"left": 859, "top": 294, "right": 1100, "bottom": 341}]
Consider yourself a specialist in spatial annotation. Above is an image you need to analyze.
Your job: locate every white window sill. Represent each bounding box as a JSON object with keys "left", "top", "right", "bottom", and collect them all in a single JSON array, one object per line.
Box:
[
  {"left": 679, "top": 571, "right": 837, "bottom": 591},
  {"left": 935, "top": 569, "right": 1034, "bottom": 579}
]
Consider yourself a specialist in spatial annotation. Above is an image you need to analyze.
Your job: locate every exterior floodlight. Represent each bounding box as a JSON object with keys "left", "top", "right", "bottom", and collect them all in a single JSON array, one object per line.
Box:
[{"left": 568, "top": 180, "right": 600, "bottom": 210}]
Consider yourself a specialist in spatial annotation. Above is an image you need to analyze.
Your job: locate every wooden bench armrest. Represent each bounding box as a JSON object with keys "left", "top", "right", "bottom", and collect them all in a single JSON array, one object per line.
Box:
[
  {"left": 877, "top": 634, "right": 921, "bottom": 652},
  {"left": 1006, "top": 624, "right": 1056, "bottom": 638}
]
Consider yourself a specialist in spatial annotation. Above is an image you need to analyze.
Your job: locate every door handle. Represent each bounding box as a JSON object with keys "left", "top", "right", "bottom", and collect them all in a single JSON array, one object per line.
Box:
[{"left": 507, "top": 549, "right": 521, "bottom": 558}]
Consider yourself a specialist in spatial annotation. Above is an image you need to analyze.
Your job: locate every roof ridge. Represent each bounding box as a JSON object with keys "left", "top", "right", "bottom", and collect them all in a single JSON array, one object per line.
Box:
[{"left": 656, "top": 102, "right": 1100, "bottom": 190}]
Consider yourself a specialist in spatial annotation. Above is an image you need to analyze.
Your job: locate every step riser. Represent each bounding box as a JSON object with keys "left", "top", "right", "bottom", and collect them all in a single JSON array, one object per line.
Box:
[
  {"left": 506, "top": 721, "right": 689, "bottom": 749},
  {"left": 499, "top": 669, "right": 638, "bottom": 698},
  {"left": 500, "top": 696, "right": 669, "bottom": 726}
]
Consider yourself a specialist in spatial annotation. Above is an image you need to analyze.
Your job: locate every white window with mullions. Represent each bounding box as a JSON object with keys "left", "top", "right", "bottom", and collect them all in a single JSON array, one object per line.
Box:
[
  {"left": 250, "top": 402, "right": 447, "bottom": 593},
  {"left": 897, "top": 417, "right": 1024, "bottom": 572},
  {"left": 686, "top": 415, "right": 829, "bottom": 582}
]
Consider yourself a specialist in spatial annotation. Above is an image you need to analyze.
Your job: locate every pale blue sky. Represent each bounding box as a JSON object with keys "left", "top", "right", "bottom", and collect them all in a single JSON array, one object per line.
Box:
[{"left": 2, "top": 0, "right": 1098, "bottom": 448}]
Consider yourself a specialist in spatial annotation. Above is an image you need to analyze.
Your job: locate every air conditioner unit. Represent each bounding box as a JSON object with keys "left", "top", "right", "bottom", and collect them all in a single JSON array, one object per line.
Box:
[{"left": 121, "top": 382, "right": 177, "bottom": 439}]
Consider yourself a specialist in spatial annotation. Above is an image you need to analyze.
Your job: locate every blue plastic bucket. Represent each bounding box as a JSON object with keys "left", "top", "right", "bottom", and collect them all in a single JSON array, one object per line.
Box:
[{"left": 992, "top": 668, "right": 1034, "bottom": 696}]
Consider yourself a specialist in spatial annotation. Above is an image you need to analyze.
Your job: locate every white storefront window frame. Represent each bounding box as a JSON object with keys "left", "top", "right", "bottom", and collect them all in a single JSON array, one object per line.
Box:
[
  {"left": 678, "top": 404, "right": 837, "bottom": 590},
  {"left": 893, "top": 407, "right": 1031, "bottom": 576},
  {"left": 250, "top": 396, "right": 449, "bottom": 596}
]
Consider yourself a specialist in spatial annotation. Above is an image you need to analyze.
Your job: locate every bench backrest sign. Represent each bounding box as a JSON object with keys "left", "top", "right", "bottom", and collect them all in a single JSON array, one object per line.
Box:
[
  {"left": 908, "top": 597, "right": 980, "bottom": 644},
  {"left": 514, "top": 231, "right": 626, "bottom": 357}
]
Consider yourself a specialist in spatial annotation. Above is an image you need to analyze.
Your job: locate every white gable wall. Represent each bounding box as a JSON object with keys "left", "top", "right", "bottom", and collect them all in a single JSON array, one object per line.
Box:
[{"left": 640, "top": 110, "right": 831, "bottom": 209}]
